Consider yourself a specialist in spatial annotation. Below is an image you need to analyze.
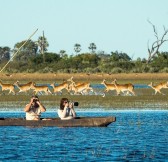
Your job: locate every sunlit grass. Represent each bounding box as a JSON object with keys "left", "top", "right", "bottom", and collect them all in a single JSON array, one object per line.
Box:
[
  {"left": 0, "top": 73, "right": 168, "bottom": 110},
  {"left": 0, "top": 89, "right": 168, "bottom": 110},
  {"left": 1, "top": 72, "right": 168, "bottom": 84}
]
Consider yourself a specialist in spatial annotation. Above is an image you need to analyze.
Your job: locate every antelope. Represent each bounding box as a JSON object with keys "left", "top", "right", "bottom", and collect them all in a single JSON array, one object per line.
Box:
[
  {"left": 101, "top": 79, "right": 117, "bottom": 97},
  {"left": 0, "top": 80, "right": 15, "bottom": 95},
  {"left": 50, "top": 81, "right": 69, "bottom": 95},
  {"left": 14, "top": 81, "right": 34, "bottom": 94},
  {"left": 111, "top": 79, "right": 135, "bottom": 96},
  {"left": 158, "top": 81, "right": 168, "bottom": 88},
  {"left": 31, "top": 82, "right": 52, "bottom": 95},
  {"left": 67, "top": 76, "right": 93, "bottom": 94},
  {"left": 148, "top": 82, "right": 168, "bottom": 95},
  {"left": 67, "top": 76, "right": 84, "bottom": 86},
  {"left": 71, "top": 82, "right": 93, "bottom": 95}
]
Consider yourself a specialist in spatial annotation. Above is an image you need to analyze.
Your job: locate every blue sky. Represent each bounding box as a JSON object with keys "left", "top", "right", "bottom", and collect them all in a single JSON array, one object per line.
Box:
[{"left": 0, "top": 0, "right": 168, "bottom": 59}]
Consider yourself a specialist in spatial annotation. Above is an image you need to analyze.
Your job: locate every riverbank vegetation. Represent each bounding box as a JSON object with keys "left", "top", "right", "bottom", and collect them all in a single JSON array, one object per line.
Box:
[
  {"left": 1, "top": 48, "right": 168, "bottom": 74},
  {"left": 0, "top": 31, "right": 168, "bottom": 74},
  {"left": 0, "top": 93, "right": 168, "bottom": 110},
  {"left": 0, "top": 84, "right": 168, "bottom": 110}
]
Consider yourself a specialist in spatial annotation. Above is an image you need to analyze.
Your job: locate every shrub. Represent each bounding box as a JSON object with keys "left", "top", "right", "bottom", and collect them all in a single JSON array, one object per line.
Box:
[
  {"left": 111, "top": 67, "right": 123, "bottom": 73},
  {"left": 160, "top": 67, "right": 168, "bottom": 73}
]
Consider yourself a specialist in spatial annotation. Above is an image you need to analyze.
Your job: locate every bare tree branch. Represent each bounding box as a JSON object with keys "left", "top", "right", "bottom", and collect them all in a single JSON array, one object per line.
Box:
[{"left": 147, "top": 20, "right": 168, "bottom": 63}]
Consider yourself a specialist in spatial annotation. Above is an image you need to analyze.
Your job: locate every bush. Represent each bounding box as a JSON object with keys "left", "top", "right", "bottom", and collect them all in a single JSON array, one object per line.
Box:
[
  {"left": 130, "top": 68, "right": 142, "bottom": 73},
  {"left": 111, "top": 67, "right": 124, "bottom": 73},
  {"left": 160, "top": 67, "right": 168, "bottom": 73},
  {"left": 38, "top": 67, "right": 53, "bottom": 73},
  {"left": 148, "top": 67, "right": 159, "bottom": 73}
]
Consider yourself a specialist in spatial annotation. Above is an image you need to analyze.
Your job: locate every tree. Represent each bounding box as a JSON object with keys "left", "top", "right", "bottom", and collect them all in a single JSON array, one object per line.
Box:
[
  {"left": 59, "top": 50, "right": 68, "bottom": 59},
  {"left": 30, "top": 52, "right": 60, "bottom": 65},
  {"left": 88, "top": 43, "right": 97, "bottom": 53},
  {"left": 147, "top": 20, "right": 168, "bottom": 63},
  {"left": 44, "top": 52, "right": 60, "bottom": 63},
  {"left": 13, "top": 40, "right": 38, "bottom": 62},
  {"left": 37, "top": 31, "right": 49, "bottom": 62},
  {"left": 111, "top": 51, "right": 120, "bottom": 61},
  {"left": 111, "top": 51, "right": 131, "bottom": 62},
  {"left": 150, "top": 52, "right": 168, "bottom": 69},
  {"left": 74, "top": 43, "right": 81, "bottom": 55},
  {"left": 0, "top": 46, "right": 10, "bottom": 63}
]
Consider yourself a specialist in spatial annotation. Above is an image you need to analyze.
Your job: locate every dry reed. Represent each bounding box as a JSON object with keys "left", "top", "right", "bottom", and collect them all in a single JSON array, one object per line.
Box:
[{"left": 1, "top": 73, "right": 168, "bottom": 84}]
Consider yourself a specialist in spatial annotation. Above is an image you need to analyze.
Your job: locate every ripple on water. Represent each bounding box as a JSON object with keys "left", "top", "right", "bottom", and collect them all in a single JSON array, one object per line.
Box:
[{"left": 0, "top": 110, "right": 167, "bottom": 161}]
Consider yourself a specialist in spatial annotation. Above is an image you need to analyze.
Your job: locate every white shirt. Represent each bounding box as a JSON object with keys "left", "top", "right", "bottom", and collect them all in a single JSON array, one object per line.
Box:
[
  {"left": 58, "top": 108, "right": 74, "bottom": 120},
  {"left": 26, "top": 105, "right": 41, "bottom": 120}
]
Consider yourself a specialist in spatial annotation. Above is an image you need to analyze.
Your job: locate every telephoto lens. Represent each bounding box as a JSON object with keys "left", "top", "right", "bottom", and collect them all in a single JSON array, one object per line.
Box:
[{"left": 73, "top": 102, "right": 79, "bottom": 106}]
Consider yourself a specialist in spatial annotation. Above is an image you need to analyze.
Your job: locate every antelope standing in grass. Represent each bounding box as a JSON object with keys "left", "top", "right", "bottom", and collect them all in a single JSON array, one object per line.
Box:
[
  {"left": 148, "top": 82, "right": 168, "bottom": 95},
  {"left": 111, "top": 79, "right": 135, "bottom": 96},
  {"left": 50, "top": 81, "right": 69, "bottom": 95},
  {"left": 101, "top": 79, "right": 117, "bottom": 97},
  {"left": 0, "top": 80, "right": 15, "bottom": 95}
]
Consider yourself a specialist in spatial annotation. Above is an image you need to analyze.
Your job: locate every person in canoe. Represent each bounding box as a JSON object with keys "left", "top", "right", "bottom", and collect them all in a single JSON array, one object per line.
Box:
[
  {"left": 58, "top": 98, "right": 77, "bottom": 120},
  {"left": 24, "top": 95, "right": 46, "bottom": 120}
]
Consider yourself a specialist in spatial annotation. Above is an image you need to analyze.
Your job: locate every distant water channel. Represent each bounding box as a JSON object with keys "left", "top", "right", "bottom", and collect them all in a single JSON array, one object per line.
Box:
[
  {"left": 0, "top": 110, "right": 167, "bottom": 161},
  {"left": 91, "top": 84, "right": 150, "bottom": 89},
  {"left": 47, "top": 84, "right": 150, "bottom": 89}
]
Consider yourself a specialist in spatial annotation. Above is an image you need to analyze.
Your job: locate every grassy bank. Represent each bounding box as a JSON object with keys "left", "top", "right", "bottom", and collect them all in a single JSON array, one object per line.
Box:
[
  {"left": 0, "top": 73, "right": 168, "bottom": 110},
  {"left": 0, "top": 91, "right": 168, "bottom": 110}
]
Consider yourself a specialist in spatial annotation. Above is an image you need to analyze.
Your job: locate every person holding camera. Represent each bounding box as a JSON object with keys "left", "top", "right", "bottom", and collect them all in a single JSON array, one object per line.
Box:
[
  {"left": 58, "top": 98, "right": 77, "bottom": 120},
  {"left": 24, "top": 95, "right": 46, "bottom": 120}
]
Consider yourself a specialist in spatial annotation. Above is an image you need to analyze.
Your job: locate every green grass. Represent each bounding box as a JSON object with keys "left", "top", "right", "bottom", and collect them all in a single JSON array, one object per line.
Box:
[
  {"left": 1, "top": 73, "right": 168, "bottom": 110},
  {"left": 0, "top": 89, "right": 168, "bottom": 110}
]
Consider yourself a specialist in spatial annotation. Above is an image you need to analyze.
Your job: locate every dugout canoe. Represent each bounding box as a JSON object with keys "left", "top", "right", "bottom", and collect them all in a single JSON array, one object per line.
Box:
[{"left": 0, "top": 116, "right": 116, "bottom": 127}]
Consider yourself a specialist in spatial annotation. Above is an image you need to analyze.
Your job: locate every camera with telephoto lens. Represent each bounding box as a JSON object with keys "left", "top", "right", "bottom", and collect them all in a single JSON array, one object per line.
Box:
[{"left": 69, "top": 101, "right": 79, "bottom": 106}]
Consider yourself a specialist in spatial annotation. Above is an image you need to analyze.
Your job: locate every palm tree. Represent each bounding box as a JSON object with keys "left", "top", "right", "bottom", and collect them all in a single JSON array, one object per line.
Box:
[
  {"left": 37, "top": 31, "right": 49, "bottom": 62},
  {"left": 88, "top": 43, "right": 96, "bottom": 53},
  {"left": 74, "top": 43, "right": 81, "bottom": 55}
]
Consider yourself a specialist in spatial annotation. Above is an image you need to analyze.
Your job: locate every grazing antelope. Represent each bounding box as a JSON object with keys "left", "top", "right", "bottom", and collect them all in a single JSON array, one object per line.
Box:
[
  {"left": 0, "top": 80, "right": 15, "bottom": 95},
  {"left": 111, "top": 79, "right": 135, "bottom": 96},
  {"left": 31, "top": 82, "right": 52, "bottom": 95},
  {"left": 67, "top": 76, "right": 93, "bottom": 95},
  {"left": 50, "top": 81, "right": 69, "bottom": 95},
  {"left": 148, "top": 82, "right": 168, "bottom": 95},
  {"left": 14, "top": 81, "right": 34, "bottom": 94},
  {"left": 101, "top": 79, "right": 117, "bottom": 97}
]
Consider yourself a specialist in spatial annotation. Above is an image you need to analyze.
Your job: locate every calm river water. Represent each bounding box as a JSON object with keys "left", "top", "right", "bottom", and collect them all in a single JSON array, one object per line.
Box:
[{"left": 0, "top": 110, "right": 167, "bottom": 161}]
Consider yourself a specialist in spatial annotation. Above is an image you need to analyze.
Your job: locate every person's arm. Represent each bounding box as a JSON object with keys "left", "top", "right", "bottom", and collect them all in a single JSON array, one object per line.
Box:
[
  {"left": 24, "top": 98, "right": 34, "bottom": 112},
  {"left": 36, "top": 100, "right": 46, "bottom": 112},
  {"left": 58, "top": 108, "right": 68, "bottom": 118},
  {"left": 70, "top": 107, "right": 76, "bottom": 117},
  {"left": 58, "top": 103, "right": 69, "bottom": 118},
  {"left": 69, "top": 103, "right": 76, "bottom": 117}
]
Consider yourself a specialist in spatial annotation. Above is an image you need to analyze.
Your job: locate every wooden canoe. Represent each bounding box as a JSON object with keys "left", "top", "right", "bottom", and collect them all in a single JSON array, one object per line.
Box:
[{"left": 0, "top": 116, "right": 116, "bottom": 127}]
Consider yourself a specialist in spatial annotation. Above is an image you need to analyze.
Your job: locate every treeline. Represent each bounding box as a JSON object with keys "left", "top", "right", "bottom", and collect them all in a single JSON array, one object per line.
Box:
[{"left": 0, "top": 39, "right": 168, "bottom": 73}]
